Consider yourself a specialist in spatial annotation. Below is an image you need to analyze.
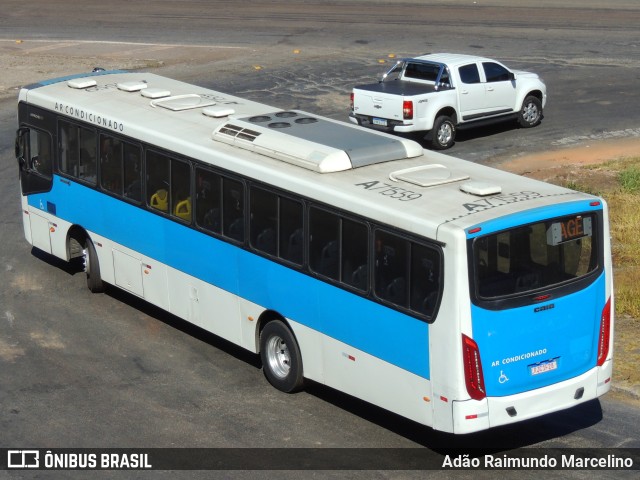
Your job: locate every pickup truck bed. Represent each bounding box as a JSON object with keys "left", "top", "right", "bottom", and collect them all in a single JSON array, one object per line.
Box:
[{"left": 354, "top": 81, "right": 437, "bottom": 96}]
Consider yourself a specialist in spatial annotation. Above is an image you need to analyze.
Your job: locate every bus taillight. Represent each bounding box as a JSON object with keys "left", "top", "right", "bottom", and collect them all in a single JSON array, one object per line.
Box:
[
  {"left": 596, "top": 297, "right": 612, "bottom": 366},
  {"left": 403, "top": 100, "right": 413, "bottom": 120},
  {"left": 350, "top": 92, "right": 354, "bottom": 112},
  {"left": 462, "top": 334, "right": 486, "bottom": 401}
]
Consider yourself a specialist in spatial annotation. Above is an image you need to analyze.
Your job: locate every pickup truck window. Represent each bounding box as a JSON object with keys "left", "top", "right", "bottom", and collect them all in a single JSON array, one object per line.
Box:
[
  {"left": 483, "top": 62, "right": 511, "bottom": 82},
  {"left": 440, "top": 68, "right": 451, "bottom": 87},
  {"left": 404, "top": 62, "right": 440, "bottom": 82},
  {"left": 458, "top": 64, "right": 481, "bottom": 84}
]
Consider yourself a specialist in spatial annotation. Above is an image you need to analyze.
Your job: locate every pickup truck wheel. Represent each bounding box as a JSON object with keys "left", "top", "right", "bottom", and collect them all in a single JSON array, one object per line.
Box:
[
  {"left": 518, "top": 96, "right": 542, "bottom": 128},
  {"left": 431, "top": 116, "right": 456, "bottom": 150}
]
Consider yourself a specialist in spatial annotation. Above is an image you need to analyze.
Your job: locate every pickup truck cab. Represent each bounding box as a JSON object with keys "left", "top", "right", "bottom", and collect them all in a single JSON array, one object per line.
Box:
[{"left": 349, "top": 53, "right": 547, "bottom": 149}]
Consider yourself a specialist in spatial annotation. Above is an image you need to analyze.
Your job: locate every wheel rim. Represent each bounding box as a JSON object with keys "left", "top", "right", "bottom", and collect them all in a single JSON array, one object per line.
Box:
[
  {"left": 522, "top": 102, "right": 539, "bottom": 124},
  {"left": 437, "top": 123, "right": 453, "bottom": 145},
  {"left": 83, "top": 248, "right": 90, "bottom": 275},
  {"left": 265, "top": 335, "right": 291, "bottom": 379}
]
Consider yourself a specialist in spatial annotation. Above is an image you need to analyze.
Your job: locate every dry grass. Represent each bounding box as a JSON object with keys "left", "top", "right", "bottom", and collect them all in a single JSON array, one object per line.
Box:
[
  {"left": 607, "top": 187, "right": 640, "bottom": 319},
  {"left": 553, "top": 157, "right": 640, "bottom": 394},
  {"left": 553, "top": 157, "right": 640, "bottom": 319}
]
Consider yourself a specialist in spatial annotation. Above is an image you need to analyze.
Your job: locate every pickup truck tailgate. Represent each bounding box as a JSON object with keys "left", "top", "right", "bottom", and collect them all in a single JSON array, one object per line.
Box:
[{"left": 353, "top": 81, "right": 435, "bottom": 121}]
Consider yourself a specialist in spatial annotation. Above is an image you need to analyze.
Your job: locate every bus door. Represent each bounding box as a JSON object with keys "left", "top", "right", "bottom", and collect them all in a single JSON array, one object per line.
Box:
[
  {"left": 16, "top": 126, "right": 53, "bottom": 195},
  {"left": 16, "top": 104, "right": 56, "bottom": 252},
  {"left": 468, "top": 211, "right": 606, "bottom": 397}
]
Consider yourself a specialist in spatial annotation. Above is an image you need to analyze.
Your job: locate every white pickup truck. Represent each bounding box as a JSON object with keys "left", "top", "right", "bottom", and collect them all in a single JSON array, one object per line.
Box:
[{"left": 349, "top": 53, "right": 547, "bottom": 149}]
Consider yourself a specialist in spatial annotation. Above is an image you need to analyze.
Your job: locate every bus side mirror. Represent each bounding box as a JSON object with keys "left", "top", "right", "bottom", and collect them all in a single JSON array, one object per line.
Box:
[{"left": 15, "top": 128, "right": 29, "bottom": 171}]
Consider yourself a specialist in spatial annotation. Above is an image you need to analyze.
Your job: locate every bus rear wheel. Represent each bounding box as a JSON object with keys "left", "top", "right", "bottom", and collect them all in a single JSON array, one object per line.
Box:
[
  {"left": 260, "top": 320, "right": 304, "bottom": 393},
  {"left": 84, "top": 238, "right": 105, "bottom": 293}
]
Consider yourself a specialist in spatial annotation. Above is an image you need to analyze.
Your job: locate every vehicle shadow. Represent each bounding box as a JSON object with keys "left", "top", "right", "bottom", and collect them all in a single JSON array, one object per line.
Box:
[
  {"left": 32, "top": 246, "right": 261, "bottom": 370},
  {"left": 411, "top": 117, "right": 543, "bottom": 151},
  {"left": 304, "top": 380, "right": 603, "bottom": 454},
  {"left": 31, "top": 246, "right": 85, "bottom": 275},
  {"left": 103, "top": 282, "right": 263, "bottom": 370},
  {"left": 454, "top": 120, "right": 521, "bottom": 145}
]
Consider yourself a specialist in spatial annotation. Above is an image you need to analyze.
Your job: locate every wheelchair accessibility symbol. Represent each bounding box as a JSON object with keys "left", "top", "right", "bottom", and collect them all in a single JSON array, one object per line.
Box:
[{"left": 499, "top": 371, "right": 509, "bottom": 384}]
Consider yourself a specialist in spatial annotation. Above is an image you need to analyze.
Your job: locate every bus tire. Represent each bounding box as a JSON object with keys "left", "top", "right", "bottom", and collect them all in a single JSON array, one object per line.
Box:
[
  {"left": 260, "top": 320, "right": 304, "bottom": 393},
  {"left": 84, "top": 238, "right": 105, "bottom": 293}
]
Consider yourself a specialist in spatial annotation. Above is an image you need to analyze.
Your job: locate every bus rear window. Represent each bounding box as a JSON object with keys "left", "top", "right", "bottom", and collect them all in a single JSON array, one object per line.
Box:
[{"left": 472, "top": 214, "right": 599, "bottom": 299}]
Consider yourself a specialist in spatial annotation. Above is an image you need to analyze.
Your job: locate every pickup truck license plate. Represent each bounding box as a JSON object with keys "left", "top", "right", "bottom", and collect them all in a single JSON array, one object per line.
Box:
[
  {"left": 529, "top": 359, "right": 558, "bottom": 376},
  {"left": 372, "top": 117, "right": 387, "bottom": 126}
]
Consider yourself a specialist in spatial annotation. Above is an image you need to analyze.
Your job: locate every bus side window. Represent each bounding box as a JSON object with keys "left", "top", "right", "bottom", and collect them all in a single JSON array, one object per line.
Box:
[
  {"left": 123, "top": 142, "right": 142, "bottom": 202},
  {"left": 100, "top": 135, "right": 123, "bottom": 195},
  {"left": 59, "top": 121, "right": 96, "bottom": 185},
  {"left": 410, "top": 243, "right": 441, "bottom": 317},
  {"left": 222, "top": 177, "right": 245, "bottom": 242},
  {"left": 279, "top": 197, "right": 303, "bottom": 265},
  {"left": 170, "top": 159, "right": 191, "bottom": 222},
  {"left": 195, "top": 168, "right": 222, "bottom": 234},
  {"left": 78, "top": 126, "right": 97, "bottom": 184},
  {"left": 59, "top": 121, "right": 79, "bottom": 178},
  {"left": 99, "top": 134, "right": 141, "bottom": 202},
  {"left": 27, "top": 128, "right": 53, "bottom": 177},
  {"left": 375, "top": 230, "right": 441, "bottom": 317},
  {"left": 250, "top": 187, "right": 278, "bottom": 256},
  {"left": 342, "top": 218, "right": 368, "bottom": 291},
  {"left": 146, "top": 150, "right": 170, "bottom": 212},
  {"left": 374, "top": 230, "right": 408, "bottom": 306},
  {"left": 309, "top": 207, "right": 340, "bottom": 280}
]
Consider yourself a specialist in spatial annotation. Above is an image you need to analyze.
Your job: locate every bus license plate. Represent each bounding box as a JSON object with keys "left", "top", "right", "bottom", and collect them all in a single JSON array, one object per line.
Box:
[
  {"left": 372, "top": 118, "right": 387, "bottom": 126},
  {"left": 529, "top": 359, "right": 558, "bottom": 376}
]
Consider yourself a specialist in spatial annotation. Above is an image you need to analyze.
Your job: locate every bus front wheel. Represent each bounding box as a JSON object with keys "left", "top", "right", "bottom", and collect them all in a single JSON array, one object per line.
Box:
[
  {"left": 84, "top": 238, "right": 105, "bottom": 293},
  {"left": 260, "top": 320, "right": 304, "bottom": 393}
]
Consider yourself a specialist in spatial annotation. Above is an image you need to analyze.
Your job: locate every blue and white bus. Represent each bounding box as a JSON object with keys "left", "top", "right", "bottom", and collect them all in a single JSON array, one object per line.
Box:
[{"left": 15, "top": 70, "right": 613, "bottom": 434}]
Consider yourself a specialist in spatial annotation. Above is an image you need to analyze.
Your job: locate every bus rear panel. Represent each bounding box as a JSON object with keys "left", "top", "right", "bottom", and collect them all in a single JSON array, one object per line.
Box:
[{"left": 453, "top": 201, "right": 612, "bottom": 433}]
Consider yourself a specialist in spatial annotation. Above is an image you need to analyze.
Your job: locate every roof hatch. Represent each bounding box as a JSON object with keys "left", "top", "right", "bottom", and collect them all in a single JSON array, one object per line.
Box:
[
  {"left": 389, "top": 164, "right": 470, "bottom": 187},
  {"left": 203, "top": 107, "right": 236, "bottom": 118},
  {"left": 67, "top": 78, "right": 97, "bottom": 89},
  {"left": 117, "top": 80, "right": 148, "bottom": 92},
  {"left": 151, "top": 94, "right": 216, "bottom": 111},
  {"left": 459, "top": 181, "right": 502, "bottom": 196},
  {"left": 141, "top": 88, "right": 171, "bottom": 99},
  {"left": 211, "top": 110, "right": 423, "bottom": 173}
]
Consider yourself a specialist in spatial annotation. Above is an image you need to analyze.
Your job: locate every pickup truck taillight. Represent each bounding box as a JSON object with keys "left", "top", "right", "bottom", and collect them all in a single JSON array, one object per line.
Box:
[
  {"left": 350, "top": 92, "right": 354, "bottom": 112},
  {"left": 403, "top": 100, "right": 413, "bottom": 120}
]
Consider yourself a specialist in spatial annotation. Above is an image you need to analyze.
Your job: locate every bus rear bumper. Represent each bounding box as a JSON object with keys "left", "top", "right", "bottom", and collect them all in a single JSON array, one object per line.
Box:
[{"left": 452, "top": 360, "right": 613, "bottom": 434}]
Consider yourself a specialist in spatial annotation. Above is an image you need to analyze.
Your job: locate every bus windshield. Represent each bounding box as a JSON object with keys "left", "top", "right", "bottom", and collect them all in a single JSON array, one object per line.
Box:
[{"left": 473, "top": 213, "right": 599, "bottom": 298}]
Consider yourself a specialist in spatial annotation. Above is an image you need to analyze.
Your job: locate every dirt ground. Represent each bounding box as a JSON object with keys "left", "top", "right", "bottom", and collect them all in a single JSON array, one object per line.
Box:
[{"left": 494, "top": 138, "right": 640, "bottom": 190}]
